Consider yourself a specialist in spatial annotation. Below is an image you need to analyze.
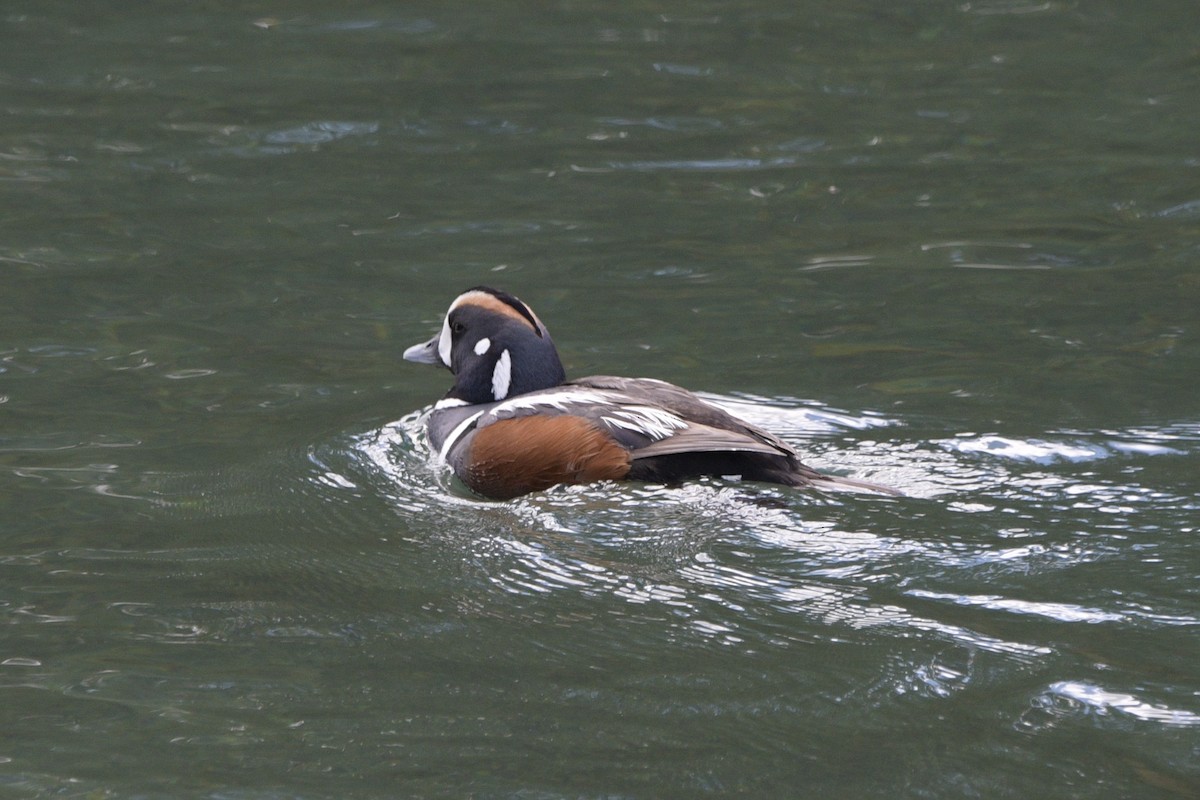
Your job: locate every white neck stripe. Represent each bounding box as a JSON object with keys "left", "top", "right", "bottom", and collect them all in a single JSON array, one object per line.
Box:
[
  {"left": 437, "top": 409, "right": 485, "bottom": 463},
  {"left": 492, "top": 349, "right": 512, "bottom": 400}
]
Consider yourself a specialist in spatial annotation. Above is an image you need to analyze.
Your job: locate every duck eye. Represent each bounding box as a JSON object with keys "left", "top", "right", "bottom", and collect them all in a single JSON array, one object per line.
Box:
[{"left": 451, "top": 321, "right": 466, "bottom": 334}]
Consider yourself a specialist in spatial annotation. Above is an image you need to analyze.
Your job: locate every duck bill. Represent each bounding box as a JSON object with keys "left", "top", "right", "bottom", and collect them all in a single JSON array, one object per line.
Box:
[{"left": 403, "top": 334, "right": 442, "bottom": 366}]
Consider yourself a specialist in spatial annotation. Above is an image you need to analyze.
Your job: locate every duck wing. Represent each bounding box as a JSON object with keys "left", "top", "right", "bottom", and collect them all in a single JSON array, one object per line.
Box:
[
  {"left": 617, "top": 421, "right": 785, "bottom": 459},
  {"left": 567, "top": 375, "right": 797, "bottom": 458}
]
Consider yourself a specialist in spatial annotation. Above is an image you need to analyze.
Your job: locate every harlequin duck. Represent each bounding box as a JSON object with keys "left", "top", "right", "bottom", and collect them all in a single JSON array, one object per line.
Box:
[{"left": 403, "top": 286, "right": 900, "bottom": 500}]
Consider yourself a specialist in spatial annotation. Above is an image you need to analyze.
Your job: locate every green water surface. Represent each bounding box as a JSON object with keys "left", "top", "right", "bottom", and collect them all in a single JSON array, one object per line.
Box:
[{"left": 2, "top": 2, "right": 1198, "bottom": 797}]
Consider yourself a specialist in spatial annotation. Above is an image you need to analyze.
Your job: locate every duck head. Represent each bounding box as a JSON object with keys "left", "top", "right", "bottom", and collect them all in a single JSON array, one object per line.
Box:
[{"left": 404, "top": 286, "right": 567, "bottom": 404}]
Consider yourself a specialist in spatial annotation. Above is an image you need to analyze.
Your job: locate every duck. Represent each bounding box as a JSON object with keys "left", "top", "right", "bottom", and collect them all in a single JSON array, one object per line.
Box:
[{"left": 403, "top": 286, "right": 900, "bottom": 500}]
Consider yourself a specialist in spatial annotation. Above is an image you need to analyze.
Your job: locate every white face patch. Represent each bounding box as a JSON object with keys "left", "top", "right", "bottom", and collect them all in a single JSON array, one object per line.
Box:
[
  {"left": 473, "top": 337, "right": 491, "bottom": 356},
  {"left": 491, "top": 349, "right": 512, "bottom": 400},
  {"left": 437, "top": 289, "right": 508, "bottom": 369},
  {"left": 437, "top": 315, "right": 453, "bottom": 367}
]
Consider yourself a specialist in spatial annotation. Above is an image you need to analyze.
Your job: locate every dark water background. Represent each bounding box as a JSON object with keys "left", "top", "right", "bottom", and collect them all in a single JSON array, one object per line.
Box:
[{"left": 3, "top": 1, "right": 1198, "bottom": 797}]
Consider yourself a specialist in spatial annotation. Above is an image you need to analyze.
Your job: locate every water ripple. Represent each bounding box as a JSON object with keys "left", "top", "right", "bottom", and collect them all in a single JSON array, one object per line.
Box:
[
  {"left": 1025, "top": 681, "right": 1200, "bottom": 729},
  {"left": 578, "top": 156, "right": 802, "bottom": 173},
  {"left": 211, "top": 121, "right": 380, "bottom": 157},
  {"left": 907, "top": 590, "right": 1126, "bottom": 625},
  {"left": 337, "top": 397, "right": 1198, "bottom": 729},
  {"left": 942, "top": 426, "right": 1193, "bottom": 463},
  {"left": 351, "top": 401, "right": 1052, "bottom": 659}
]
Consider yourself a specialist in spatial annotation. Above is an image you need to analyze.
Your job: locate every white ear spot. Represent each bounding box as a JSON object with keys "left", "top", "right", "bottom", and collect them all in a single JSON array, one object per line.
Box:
[
  {"left": 492, "top": 349, "right": 512, "bottom": 400},
  {"left": 474, "top": 337, "right": 491, "bottom": 356}
]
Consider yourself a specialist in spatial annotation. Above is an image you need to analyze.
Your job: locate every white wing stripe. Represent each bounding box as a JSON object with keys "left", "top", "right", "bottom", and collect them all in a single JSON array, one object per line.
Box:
[
  {"left": 602, "top": 407, "right": 688, "bottom": 441},
  {"left": 487, "top": 391, "right": 689, "bottom": 442},
  {"left": 494, "top": 390, "right": 615, "bottom": 414}
]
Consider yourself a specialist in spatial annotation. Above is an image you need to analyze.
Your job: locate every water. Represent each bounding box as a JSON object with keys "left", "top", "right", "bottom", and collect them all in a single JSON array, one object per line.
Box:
[{"left": 3, "top": 1, "right": 1199, "bottom": 797}]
